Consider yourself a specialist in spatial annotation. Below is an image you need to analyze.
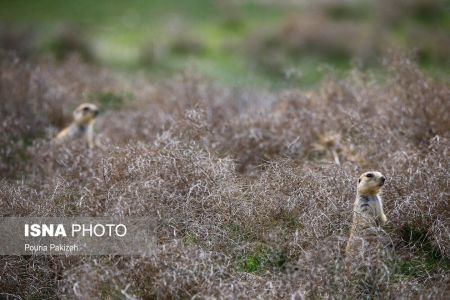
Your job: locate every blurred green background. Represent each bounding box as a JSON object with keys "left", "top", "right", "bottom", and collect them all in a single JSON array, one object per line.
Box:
[{"left": 0, "top": 0, "right": 449, "bottom": 89}]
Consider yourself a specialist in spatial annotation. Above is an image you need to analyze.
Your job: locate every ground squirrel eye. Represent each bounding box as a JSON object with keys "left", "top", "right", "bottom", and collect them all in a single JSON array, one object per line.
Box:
[
  {"left": 358, "top": 178, "right": 361, "bottom": 183},
  {"left": 82, "top": 107, "right": 90, "bottom": 112},
  {"left": 366, "top": 173, "right": 373, "bottom": 178}
]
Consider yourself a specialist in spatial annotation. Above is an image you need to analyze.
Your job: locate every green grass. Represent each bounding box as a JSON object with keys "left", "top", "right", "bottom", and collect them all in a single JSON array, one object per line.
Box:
[
  {"left": 100, "top": 284, "right": 122, "bottom": 300},
  {"left": 1, "top": 0, "right": 448, "bottom": 89},
  {"left": 0, "top": 0, "right": 344, "bottom": 89},
  {"left": 97, "top": 91, "right": 134, "bottom": 111},
  {"left": 237, "top": 244, "right": 287, "bottom": 273},
  {"left": 396, "top": 257, "right": 450, "bottom": 280},
  {"left": 392, "top": 224, "right": 450, "bottom": 282}
]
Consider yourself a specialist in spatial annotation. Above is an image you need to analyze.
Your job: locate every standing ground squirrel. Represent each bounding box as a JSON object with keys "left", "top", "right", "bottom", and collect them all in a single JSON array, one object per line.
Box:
[
  {"left": 54, "top": 103, "right": 99, "bottom": 148},
  {"left": 346, "top": 171, "right": 388, "bottom": 260}
]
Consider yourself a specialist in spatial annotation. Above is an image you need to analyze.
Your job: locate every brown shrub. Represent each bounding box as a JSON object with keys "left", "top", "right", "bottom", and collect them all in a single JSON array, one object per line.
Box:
[
  {"left": 0, "top": 23, "right": 37, "bottom": 59},
  {"left": 0, "top": 55, "right": 58, "bottom": 178},
  {"left": 47, "top": 25, "right": 95, "bottom": 63},
  {"left": 245, "top": 13, "right": 372, "bottom": 73},
  {"left": 1, "top": 53, "right": 449, "bottom": 299}
]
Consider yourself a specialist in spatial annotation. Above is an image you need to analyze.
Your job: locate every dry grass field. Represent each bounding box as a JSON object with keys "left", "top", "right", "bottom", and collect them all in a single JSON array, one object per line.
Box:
[
  {"left": 1, "top": 0, "right": 449, "bottom": 298},
  {"left": 1, "top": 49, "right": 449, "bottom": 298}
]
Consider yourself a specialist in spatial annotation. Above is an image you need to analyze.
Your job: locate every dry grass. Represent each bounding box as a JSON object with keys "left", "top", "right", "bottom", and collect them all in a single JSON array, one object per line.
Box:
[{"left": 0, "top": 51, "right": 449, "bottom": 299}]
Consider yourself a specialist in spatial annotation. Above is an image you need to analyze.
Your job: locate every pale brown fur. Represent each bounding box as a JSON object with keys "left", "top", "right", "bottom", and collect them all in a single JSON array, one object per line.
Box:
[
  {"left": 54, "top": 103, "right": 99, "bottom": 148},
  {"left": 346, "top": 171, "right": 388, "bottom": 261}
]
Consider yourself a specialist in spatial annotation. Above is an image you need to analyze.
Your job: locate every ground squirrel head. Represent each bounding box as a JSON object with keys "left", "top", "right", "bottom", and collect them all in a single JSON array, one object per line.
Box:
[
  {"left": 73, "top": 103, "right": 99, "bottom": 125},
  {"left": 357, "top": 171, "right": 385, "bottom": 196}
]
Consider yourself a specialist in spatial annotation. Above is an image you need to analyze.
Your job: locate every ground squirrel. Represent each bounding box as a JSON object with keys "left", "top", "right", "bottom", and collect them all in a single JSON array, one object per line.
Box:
[
  {"left": 346, "top": 171, "right": 388, "bottom": 260},
  {"left": 54, "top": 103, "right": 99, "bottom": 148}
]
